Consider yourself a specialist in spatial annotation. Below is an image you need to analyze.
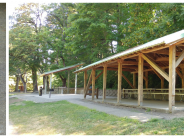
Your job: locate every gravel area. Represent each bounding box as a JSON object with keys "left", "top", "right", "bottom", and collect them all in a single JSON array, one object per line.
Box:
[{"left": 0, "top": 3, "right": 6, "bottom": 135}]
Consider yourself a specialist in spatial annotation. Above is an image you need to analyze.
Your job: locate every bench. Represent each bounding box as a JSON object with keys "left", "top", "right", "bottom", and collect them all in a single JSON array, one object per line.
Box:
[
  {"left": 86, "top": 88, "right": 99, "bottom": 99},
  {"left": 122, "top": 88, "right": 184, "bottom": 101}
]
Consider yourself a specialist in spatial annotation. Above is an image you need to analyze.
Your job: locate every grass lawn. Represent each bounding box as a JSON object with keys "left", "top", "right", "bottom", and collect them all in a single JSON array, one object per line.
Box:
[
  {"left": 9, "top": 94, "right": 15, "bottom": 96},
  {"left": 9, "top": 99, "right": 184, "bottom": 135}
]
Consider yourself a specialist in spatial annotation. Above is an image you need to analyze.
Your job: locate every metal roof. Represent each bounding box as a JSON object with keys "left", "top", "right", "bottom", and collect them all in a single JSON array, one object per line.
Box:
[
  {"left": 40, "top": 63, "right": 84, "bottom": 77},
  {"left": 74, "top": 30, "right": 184, "bottom": 73}
]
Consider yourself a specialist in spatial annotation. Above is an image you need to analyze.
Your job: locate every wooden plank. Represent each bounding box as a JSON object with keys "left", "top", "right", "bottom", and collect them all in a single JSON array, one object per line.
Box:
[
  {"left": 84, "top": 71, "right": 88, "bottom": 98},
  {"left": 175, "top": 50, "right": 184, "bottom": 68},
  {"left": 156, "top": 57, "right": 169, "bottom": 61},
  {"left": 131, "top": 66, "right": 169, "bottom": 74},
  {"left": 151, "top": 49, "right": 181, "bottom": 56},
  {"left": 138, "top": 54, "right": 143, "bottom": 106},
  {"left": 96, "top": 68, "right": 135, "bottom": 72},
  {"left": 122, "top": 73, "right": 135, "bottom": 89},
  {"left": 169, "top": 45, "right": 176, "bottom": 113},
  {"left": 133, "top": 73, "right": 136, "bottom": 88},
  {"left": 117, "top": 60, "right": 122, "bottom": 103},
  {"left": 142, "top": 54, "right": 169, "bottom": 81},
  {"left": 92, "top": 69, "right": 96, "bottom": 100},
  {"left": 103, "top": 65, "right": 107, "bottom": 101}
]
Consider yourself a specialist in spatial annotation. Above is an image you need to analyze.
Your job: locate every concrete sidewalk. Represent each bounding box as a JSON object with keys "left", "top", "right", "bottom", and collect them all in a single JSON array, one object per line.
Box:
[{"left": 12, "top": 93, "right": 164, "bottom": 122}]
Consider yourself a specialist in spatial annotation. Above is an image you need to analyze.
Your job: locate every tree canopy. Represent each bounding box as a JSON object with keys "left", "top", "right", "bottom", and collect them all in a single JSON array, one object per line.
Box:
[{"left": 9, "top": 3, "right": 184, "bottom": 91}]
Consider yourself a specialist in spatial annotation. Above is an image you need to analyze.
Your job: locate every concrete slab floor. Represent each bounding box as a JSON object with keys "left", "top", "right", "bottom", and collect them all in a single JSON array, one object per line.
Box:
[
  {"left": 87, "top": 96, "right": 184, "bottom": 113},
  {"left": 0, "top": 3, "right": 6, "bottom": 135}
]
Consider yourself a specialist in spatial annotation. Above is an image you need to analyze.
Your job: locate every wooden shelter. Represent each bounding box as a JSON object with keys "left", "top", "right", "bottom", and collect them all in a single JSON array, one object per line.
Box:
[
  {"left": 74, "top": 30, "right": 184, "bottom": 113},
  {"left": 40, "top": 63, "right": 83, "bottom": 94}
]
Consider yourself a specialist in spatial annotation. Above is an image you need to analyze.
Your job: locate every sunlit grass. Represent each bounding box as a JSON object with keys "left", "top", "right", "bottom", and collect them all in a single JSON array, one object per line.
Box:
[{"left": 9, "top": 98, "right": 184, "bottom": 135}]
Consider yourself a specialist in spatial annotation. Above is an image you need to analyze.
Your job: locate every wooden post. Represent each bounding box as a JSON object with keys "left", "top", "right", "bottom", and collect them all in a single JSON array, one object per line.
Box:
[
  {"left": 75, "top": 68, "right": 77, "bottom": 94},
  {"left": 133, "top": 73, "right": 136, "bottom": 88},
  {"left": 138, "top": 54, "right": 143, "bottom": 106},
  {"left": 50, "top": 74, "right": 52, "bottom": 89},
  {"left": 45, "top": 76, "right": 47, "bottom": 94},
  {"left": 180, "top": 64, "right": 184, "bottom": 88},
  {"left": 67, "top": 70, "right": 70, "bottom": 94},
  {"left": 182, "top": 68, "right": 184, "bottom": 88},
  {"left": 84, "top": 70, "right": 87, "bottom": 98},
  {"left": 145, "top": 71, "right": 148, "bottom": 88},
  {"left": 117, "top": 60, "right": 122, "bottom": 103},
  {"left": 161, "top": 78, "right": 164, "bottom": 88},
  {"left": 92, "top": 68, "right": 95, "bottom": 100},
  {"left": 103, "top": 64, "right": 107, "bottom": 102},
  {"left": 169, "top": 45, "right": 176, "bottom": 113}
]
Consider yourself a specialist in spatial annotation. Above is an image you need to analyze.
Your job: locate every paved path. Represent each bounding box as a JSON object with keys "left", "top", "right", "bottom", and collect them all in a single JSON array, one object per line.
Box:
[{"left": 12, "top": 93, "right": 164, "bottom": 123}]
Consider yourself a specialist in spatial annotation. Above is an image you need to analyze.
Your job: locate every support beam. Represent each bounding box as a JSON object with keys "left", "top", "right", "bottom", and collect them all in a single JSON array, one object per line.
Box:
[
  {"left": 133, "top": 73, "right": 136, "bottom": 88},
  {"left": 92, "top": 69, "right": 96, "bottom": 100},
  {"left": 176, "top": 68, "right": 182, "bottom": 79},
  {"left": 84, "top": 71, "right": 92, "bottom": 98},
  {"left": 50, "top": 74, "right": 52, "bottom": 89},
  {"left": 169, "top": 45, "right": 176, "bottom": 113},
  {"left": 150, "top": 66, "right": 165, "bottom": 88},
  {"left": 103, "top": 65, "right": 107, "bottom": 102},
  {"left": 45, "top": 76, "right": 47, "bottom": 94},
  {"left": 138, "top": 54, "right": 143, "bottom": 106},
  {"left": 117, "top": 60, "right": 122, "bottom": 103},
  {"left": 84, "top": 71, "right": 88, "bottom": 98},
  {"left": 175, "top": 50, "right": 184, "bottom": 68},
  {"left": 89, "top": 71, "right": 103, "bottom": 85},
  {"left": 180, "top": 64, "right": 184, "bottom": 88},
  {"left": 142, "top": 54, "right": 169, "bottom": 81},
  {"left": 182, "top": 68, "right": 184, "bottom": 88},
  {"left": 67, "top": 70, "right": 70, "bottom": 94},
  {"left": 122, "top": 73, "right": 135, "bottom": 89},
  {"left": 75, "top": 70, "right": 77, "bottom": 94}
]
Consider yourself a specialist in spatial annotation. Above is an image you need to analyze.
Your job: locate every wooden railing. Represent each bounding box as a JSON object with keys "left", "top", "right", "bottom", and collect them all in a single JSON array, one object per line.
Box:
[{"left": 122, "top": 88, "right": 184, "bottom": 101}]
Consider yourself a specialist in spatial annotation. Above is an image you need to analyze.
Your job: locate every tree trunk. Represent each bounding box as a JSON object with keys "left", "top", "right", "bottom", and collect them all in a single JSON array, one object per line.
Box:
[
  {"left": 19, "top": 74, "right": 27, "bottom": 93},
  {"left": 15, "top": 75, "right": 20, "bottom": 92},
  {"left": 59, "top": 75, "right": 66, "bottom": 87},
  {"left": 32, "top": 67, "right": 38, "bottom": 92},
  {"left": 62, "top": 78, "right": 66, "bottom": 87}
]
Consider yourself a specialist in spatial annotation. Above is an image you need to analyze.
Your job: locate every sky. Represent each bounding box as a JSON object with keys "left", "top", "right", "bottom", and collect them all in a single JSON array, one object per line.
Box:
[{"left": 8, "top": 3, "right": 22, "bottom": 16}]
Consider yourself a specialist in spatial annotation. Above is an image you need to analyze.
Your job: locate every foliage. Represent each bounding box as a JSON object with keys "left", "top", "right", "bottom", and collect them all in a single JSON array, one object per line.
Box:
[{"left": 9, "top": 3, "right": 184, "bottom": 90}]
